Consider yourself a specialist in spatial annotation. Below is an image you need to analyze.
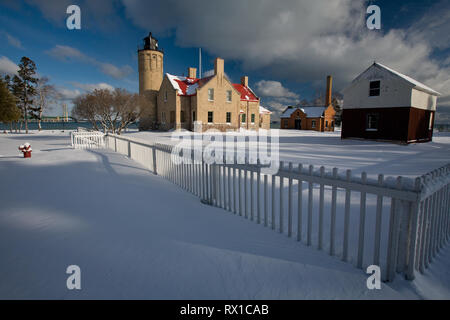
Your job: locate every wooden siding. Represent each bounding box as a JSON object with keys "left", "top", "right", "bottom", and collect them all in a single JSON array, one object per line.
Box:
[
  {"left": 281, "top": 106, "right": 335, "bottom": 132},
  {"left": 341, "top": 106, "right": 434, "bottom": 143}
]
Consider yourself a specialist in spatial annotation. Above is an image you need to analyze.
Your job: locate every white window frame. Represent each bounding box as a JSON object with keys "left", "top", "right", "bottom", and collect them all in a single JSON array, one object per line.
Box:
[
  {"left": 208, "top": 88, "right": 214, "bottom": 101},
  {"left": 226, "top": 90, "right": 232, "bottom": 103},
  {"left": 366, "top": 113, "right": 379, "bottom": 131}
]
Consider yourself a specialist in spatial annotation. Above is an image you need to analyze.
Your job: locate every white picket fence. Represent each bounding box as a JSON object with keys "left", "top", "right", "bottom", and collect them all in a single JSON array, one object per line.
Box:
[
  {"left": 74, "top": 132, "right": 450, "bottom": 282},
  {"left": 71, "top": 131, "right": 105, "bottom": 149}
]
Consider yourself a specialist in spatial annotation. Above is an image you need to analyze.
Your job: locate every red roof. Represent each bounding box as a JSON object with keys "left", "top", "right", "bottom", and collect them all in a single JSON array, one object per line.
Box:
[
  {"left": 232, "top": 84, "right": 259, "bottom": 102},
  {"left": 168, "top": 74, "right": 214, "bottom": 96}
]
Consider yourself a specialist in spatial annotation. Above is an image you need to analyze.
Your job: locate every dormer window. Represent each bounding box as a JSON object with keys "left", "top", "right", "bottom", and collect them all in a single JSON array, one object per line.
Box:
[{"left": 369, "top": 80, "right": 380, "bottom": 96}]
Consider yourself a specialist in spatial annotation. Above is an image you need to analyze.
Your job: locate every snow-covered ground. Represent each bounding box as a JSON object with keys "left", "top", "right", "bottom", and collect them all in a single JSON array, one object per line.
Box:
[
  {"left": 1, "top": 130, "right": 450, "bottom": 299},
  {"left": 123, "top": 129, "right": 450, "bottom": 179}
]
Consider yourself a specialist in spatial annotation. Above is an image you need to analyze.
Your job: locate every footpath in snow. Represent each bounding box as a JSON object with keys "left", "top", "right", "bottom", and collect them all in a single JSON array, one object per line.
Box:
[{"left": 0, "top": 131, "right": 449, "bottom": 299}]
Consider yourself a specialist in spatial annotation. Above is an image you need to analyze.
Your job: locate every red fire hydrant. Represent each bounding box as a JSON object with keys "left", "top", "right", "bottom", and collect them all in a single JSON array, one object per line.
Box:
[{"left": 19, "top": 143, "right": 32, "bottom": 158}]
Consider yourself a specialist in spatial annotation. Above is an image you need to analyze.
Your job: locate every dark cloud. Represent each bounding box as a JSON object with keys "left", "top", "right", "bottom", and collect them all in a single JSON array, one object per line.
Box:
[{"left": 122, "top": 0, "right": 449, "bottom": 113}]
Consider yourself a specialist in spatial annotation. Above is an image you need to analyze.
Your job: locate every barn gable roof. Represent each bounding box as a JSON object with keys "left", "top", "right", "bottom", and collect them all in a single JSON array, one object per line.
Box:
[{"left": 349, "top": 62, "right": 441, "bottom": 96}]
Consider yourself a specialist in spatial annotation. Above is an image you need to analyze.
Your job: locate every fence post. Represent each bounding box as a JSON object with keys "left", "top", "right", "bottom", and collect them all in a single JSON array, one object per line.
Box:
[
  {"left": 357, "top": 171, "right": 367, "bottom": 269},
  {"left": 152, "top": 146, "right": 157, "bottom": 175},
  {"left": 279, "top": 161, "right": 284, "bottom": 234},
  {"left": 257, "top": 161, "right": 261, "bottom": 224},
  {"left": 271, "top": 174, "right": 276, "bottom": 230},
  {"left": 374, "top": 174, "right": 384, "bottom": 267},
  {"left": 405, "top": 177, "right": 422, "bottom": 280},
  {"left": 318, "top": 166, "right": 325, "bottom": 250},
  {"left": 307, "top": 165, "right": 314, "bottom": 246},
  {"left": 330, "top": 168, "right": 338, "bottom": 255},
  {"left": 386, "top": 176, "right": 403, "bottom": 282},
  {"left": 342, "top": 169, "right": 352, "bottom": 262},
  {"left": 264, "top": 174, "right": 268, "bottom": 227},
  {"left": 297, "top": 164, "right": 303, "bottom": 242},
  {"left": 288, "top": 162, "right": 293, "bottom": 237}
]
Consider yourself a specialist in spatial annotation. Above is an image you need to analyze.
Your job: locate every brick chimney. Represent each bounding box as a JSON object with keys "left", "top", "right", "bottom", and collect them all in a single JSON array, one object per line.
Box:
[
  {"left": 214, "top": 57, "right": 224, "bottom": 77},
  {"left": 325, "top": 75, "right": 332, "bottom": 106},
  {"left": 241, "top": 76, "right": 248, "bottom": 87},
  {"left": 188, "top": 67, "right": 197, "bottom": 78}
]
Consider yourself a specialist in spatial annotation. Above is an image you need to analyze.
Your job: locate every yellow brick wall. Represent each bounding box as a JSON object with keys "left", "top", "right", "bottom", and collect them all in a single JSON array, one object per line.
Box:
[
  {"left": 239, "top": 100, "right": 260, "bottom": 130},
  {"left": 194, "top": 75, "right": 241, "bottom": 132},
  {"left": 157, "top": 76, "right": 178, "bottom": 130}
]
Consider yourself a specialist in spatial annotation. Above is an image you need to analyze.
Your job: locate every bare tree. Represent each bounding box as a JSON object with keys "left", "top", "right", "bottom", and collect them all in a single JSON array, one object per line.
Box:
[
  {"left": 30, "top": 77, "right": 57, "bottom": 131},
  {"left": 71, "top": 88, "right": 141, "bottom": 134}
]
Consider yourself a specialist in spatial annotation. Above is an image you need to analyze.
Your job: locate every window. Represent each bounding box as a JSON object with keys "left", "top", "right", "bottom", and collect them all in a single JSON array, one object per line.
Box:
[
  {"left": 181, "top": 111, "right": 185, "bottom": 123},
  {"left": 242, "top": 114, "right": 246, "bottom": 123},
  {"left": 192, "top": 111, "right": 196, "bottom": 122},
  {"left": 325, "top": 120, "right": 328, "bottom": 128},
  {"left": 251, "top": 114, "right": 255, "bottom": 123},
  {"left": 366, "top": 113, "right": 379, "bottom": 131},
  {"left": 208, "top": 111, "right": 213, "bottom": 123},
  {"left": 161, "top": 111, "right": 166, "bottom": 123},
  {"left": 331, "top": 121, "right": 334, "bottom": 127},
  {"left": 369, "top": 80, "right": 380, "bottom": 96},
  {"left": 164, "top": 90, "right": 168, "bottom": 102},
  {"left": 208, "top": 88, "right": 214, "bottom": 101},
  {"left": 226, "top": 112, "right": 231, "bottom": 123},
  {"left": 226, "top": 90, "right": 232, "bottom": 102},
  {"left": 170, "top": 111, "right": 175, "bottom": 123},
  {"left": 311, "top": 120, "right": 316, "bottom": 128},
  {"left": 283, "top": 119, "right": 288, "bottom": 128}
]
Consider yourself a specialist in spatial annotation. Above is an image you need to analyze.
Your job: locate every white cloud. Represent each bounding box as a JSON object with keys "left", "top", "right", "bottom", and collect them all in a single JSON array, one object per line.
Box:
[
  {"left": 1, "top": 32, "right": 23, "bottom": 49},
  {"left": 56, "top": 82, "right": 114, "bottom": 101},
  {"left": 99, "top": 63, "right": 133, "bottom": 79},
  {"left": 47, "top": 45, "right": 88, "bottom": 62},
  {"left": 71, "top": 82, "right": 114, "bottom": 92},
  {"left": 255, "top": 80, "right": 300, "bottom": 119},
  {"left": 57, "top": 87, "right": 82, "bottom": 100},
  {"left": 255, "top": 80, "right": 299, "bottom": 99},
  {"left": 0, "top": 56, "right": 19, "bottom": 75},
  {"left": 47, "top": 45, "right": 133, "bottom": 79}
]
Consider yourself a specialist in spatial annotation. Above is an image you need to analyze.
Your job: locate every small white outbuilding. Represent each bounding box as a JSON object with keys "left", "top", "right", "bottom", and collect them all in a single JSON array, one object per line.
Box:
[{"left": 341, "top": 62, "right": 441, "bottom": 143}]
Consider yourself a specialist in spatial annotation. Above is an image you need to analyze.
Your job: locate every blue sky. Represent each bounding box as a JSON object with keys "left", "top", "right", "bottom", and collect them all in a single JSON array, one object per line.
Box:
[{"left": 0, "top": 0, "right": 449, "bottom": 121}]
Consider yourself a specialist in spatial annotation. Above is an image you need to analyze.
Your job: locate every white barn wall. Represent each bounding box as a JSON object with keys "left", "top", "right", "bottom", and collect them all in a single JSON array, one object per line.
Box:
[
  {"left": 343, "top": 68, "right": 412, "bottom": 109},
  {"left": 411, "top": 88, "right": 437, "bottom": 111}
]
